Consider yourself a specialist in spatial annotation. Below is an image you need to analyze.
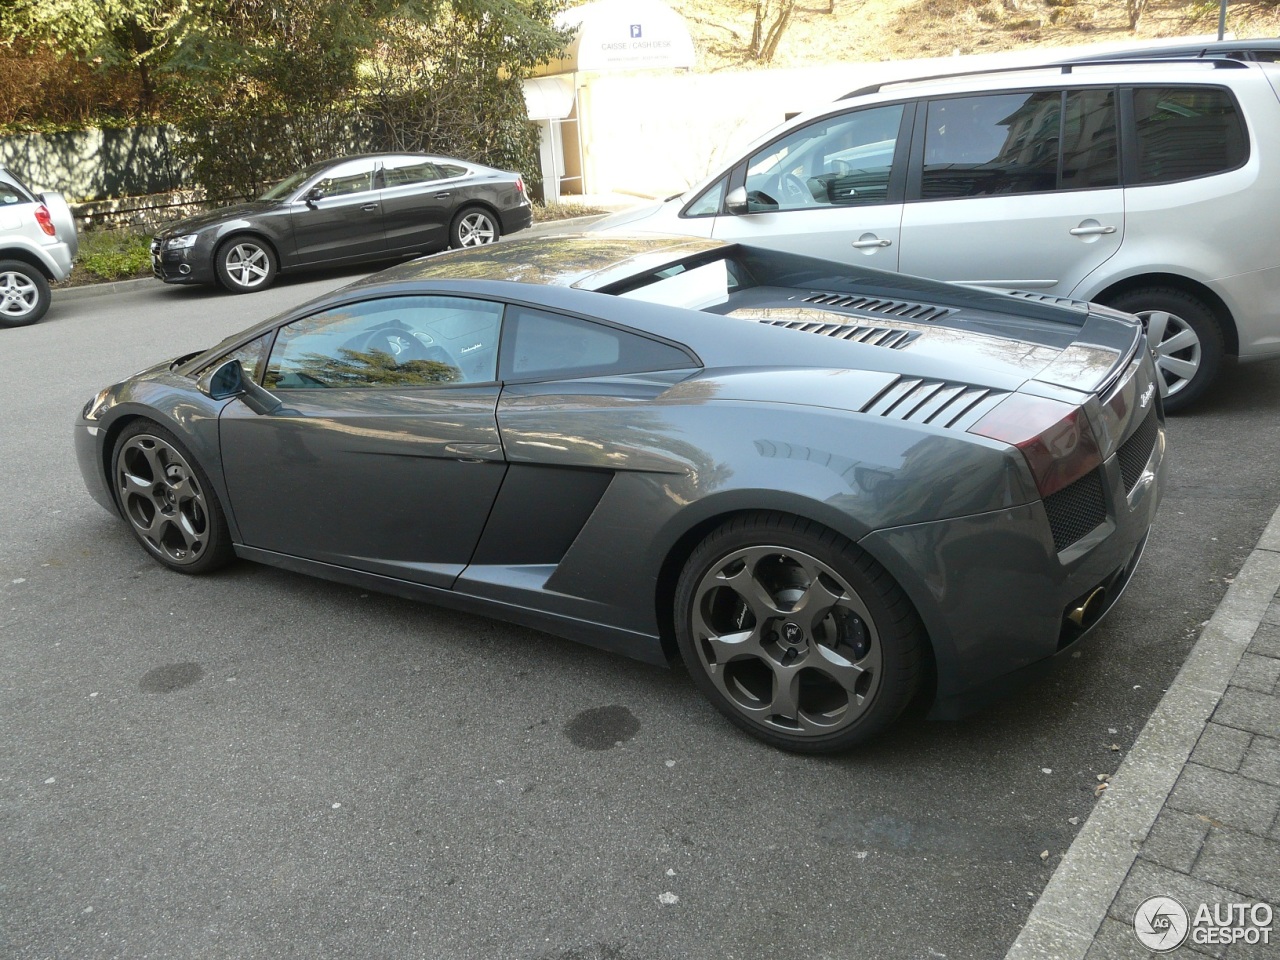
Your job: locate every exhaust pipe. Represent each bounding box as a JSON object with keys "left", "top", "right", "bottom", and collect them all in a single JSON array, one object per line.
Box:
[{"left": 1067, "top": 586, "right": 1107, "bottom": 627}]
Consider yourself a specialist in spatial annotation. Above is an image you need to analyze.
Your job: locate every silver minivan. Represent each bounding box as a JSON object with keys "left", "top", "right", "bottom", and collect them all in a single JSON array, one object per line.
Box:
[{"left": 594, "top": 58, "right": 1280, "bottom": 411}]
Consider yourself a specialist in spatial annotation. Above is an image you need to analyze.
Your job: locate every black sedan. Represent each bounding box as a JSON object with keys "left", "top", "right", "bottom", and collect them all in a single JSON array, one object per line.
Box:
[
  {"left": 150, "top": 153, "right": 532, "bottom": 293},
  {"left": 78, "top": 236, "right": 1166, "bottom": 752}
]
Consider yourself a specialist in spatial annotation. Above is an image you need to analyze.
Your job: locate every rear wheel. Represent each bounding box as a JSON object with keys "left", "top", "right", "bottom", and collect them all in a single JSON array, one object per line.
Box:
[
  {"left": 0, "top": 259, "right": 51, "bottom": 327},
  {"left": 112, "top": 421, "right": 233, "bottom": 574},
  {"left": 674, "top": 513, "right": 925, "bottom": 753},
  {"left": 450, "top": 207, "right": 499, "bottom": 248},
  {"left": 1105, "top": 287, "right": 1223, "bottom": 413}
]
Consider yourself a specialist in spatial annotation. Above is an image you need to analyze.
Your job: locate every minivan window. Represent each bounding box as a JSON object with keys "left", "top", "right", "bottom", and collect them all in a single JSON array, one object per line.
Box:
[
  {"left": 1132, "top": 86, "right": 1246, "bottom": 185},
  {"left": 921, "top": 89, "right": 1119, "bottom": 198},
  {"left": 743, "top": 104, "right": 904, "bottom": 211}
]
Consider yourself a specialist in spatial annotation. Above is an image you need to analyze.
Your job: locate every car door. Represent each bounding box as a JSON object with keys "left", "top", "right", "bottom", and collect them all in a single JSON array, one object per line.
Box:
[
  {"left": 218, "top": 293, "right": 505, "bottom": 589},
  {"left": 454, "top": 304, "right": 699, "bottom": 618},
  {"left": 289, "top": 157, "right": 386, "bottom": 266},
  {"left": 709, "top": 103, "right": 909, "bottom": 269},
  {"left": 378, "top": 155, "right": 454, "bottom": 254},
  {"left": 897, "top": 88, "right": 1125, "bottom": 294}
]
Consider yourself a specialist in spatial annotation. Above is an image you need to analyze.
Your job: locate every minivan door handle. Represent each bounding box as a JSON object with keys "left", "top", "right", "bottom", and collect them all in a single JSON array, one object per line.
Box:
[{"left": 1069, "top": 223, "right": 1117, "bottom": 237}]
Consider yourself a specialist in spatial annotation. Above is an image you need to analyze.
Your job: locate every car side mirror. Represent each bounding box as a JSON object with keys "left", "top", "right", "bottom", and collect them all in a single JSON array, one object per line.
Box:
[
  {"left": 200, "top": 358, "right": 282, "bottom": 416},
  {"left": 303, "top": 186, "right": 323, "bottom": 207},
  {"left": 725, "top": 186, "right": 750, "bottom": 216}
]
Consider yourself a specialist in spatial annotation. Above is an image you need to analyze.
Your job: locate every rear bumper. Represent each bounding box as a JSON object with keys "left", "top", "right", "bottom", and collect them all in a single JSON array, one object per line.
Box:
[
  {"left": 861, "top": 408, "right": 1167, "bottom": 718},
  {"left": 502, "top": 203, "right": 534, "bottom": 236}
]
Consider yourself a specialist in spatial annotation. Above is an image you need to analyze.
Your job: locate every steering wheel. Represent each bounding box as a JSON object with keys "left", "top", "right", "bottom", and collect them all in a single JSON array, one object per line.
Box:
[
  {"left": 342, "top": 322, "right": 459, "bottom": 369},
  {"left": 779, "top": 173, "right": 816, "bottom": 207}
]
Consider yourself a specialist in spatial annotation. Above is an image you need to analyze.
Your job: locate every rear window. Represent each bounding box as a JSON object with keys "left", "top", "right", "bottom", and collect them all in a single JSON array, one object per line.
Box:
[{"left": 1131, "top": 86, "right": 1247, "bottom": 184}]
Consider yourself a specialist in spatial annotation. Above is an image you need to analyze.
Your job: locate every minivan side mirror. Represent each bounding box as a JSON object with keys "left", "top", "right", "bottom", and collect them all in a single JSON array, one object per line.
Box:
[{"left": 725, "top": 186, "right": 750, "bottom": 216}]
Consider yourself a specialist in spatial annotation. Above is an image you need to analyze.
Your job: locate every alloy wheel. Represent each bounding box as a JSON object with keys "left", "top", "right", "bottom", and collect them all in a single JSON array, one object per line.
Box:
[
  {"left": 0, "top": 269, "right": 39, "bottom": 318},
  {"left": 456, "top": 212, "right": 497, "bottom": 246},
  {"left": 223, "top": 242, "right": 272, "bottom": 288},
  {"left": 688, "top": 545, "right": 883, "bottom": 737},
  {"left": 1139, "top": 308, "right": 1202, "bottom": 401},
  {"left": 116, "top": 434, "right": 213, "bottom": 566}
]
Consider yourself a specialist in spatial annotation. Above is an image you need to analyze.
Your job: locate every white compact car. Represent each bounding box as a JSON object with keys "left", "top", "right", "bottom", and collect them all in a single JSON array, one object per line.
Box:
[
  {"left": 593, "top": 57, "right": 1280, "bottom": 411},
  {"left": 0, "top": 164, "right": 78, "bottom": 327}
]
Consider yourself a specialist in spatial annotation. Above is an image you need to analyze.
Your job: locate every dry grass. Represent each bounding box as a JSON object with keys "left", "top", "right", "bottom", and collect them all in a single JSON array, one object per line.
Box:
[{"left": 667, "top": 0, "right": 1280, "bottom": 70}]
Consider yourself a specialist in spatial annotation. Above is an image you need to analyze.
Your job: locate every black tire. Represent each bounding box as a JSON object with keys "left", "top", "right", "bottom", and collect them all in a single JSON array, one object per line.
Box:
[
  {"left": 1104, "top": 287, "right": 1224, "bottom": 413},
  {"left": 111, "top": 421, "right": 234, "bottom": 574},
  {"left": 450, "top": 206, "right": 500, "bottom": 248},
  {"left": 674, "top": 512, "right": 925, "bottom": 753},
  {"left": 214, "top": 235, "right": 278, "bottom": 293},
  {"left": 0, "top": 259, "right": 51, "bottom": 327}
]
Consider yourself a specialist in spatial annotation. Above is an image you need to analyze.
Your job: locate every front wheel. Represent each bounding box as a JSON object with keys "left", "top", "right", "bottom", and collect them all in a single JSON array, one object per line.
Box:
[
  {"left": 1105, "top": 287, "right": 1224, "bottom": 413},
  {"left": 0, "top": 259, "right": 51, "bottom": 327},
  {"left": 674, "top": 513, "right": 925, "bottom": 753},
  {"left": 112, "top": 421, "right": 233, "bottom": 574},
  {"left": 215, "top": 236, "right": 277, "bottom": 293},
  {"left": 450, "top": 207, "right": 500, "bottom": 248}
]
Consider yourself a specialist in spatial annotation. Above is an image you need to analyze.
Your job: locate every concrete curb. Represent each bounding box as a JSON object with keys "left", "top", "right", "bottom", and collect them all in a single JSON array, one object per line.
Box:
[
  {"left": 54, "top": 276, "right": 153, "bottom": 302},
  {"left": 49, "top": 214, "right": 612, "bottom": 303},
  {"left": 1005, "top": 503, "right": 1280, "bottom": 959}
]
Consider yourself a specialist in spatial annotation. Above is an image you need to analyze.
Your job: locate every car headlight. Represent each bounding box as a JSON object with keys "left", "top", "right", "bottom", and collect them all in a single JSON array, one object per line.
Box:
[
  {"left": 165, "top": 234, "right": 199, "bottom": 250},
  {"left": 83, "top": 387, "right": 112, "bottom": 421}
]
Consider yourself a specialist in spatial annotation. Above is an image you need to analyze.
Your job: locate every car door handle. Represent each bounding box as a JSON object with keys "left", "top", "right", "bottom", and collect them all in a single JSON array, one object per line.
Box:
[
  {"left": 444, "top": 442, "right": 502, "bottom": 462},
  {"left": 434, "top": 192, "right": 451, "bottom": 199},
  {"left": 1069, "top": 224, "right": 1117, "bottom": 236},
  {"left": 361, "top": 203, "right": 379, "bottom": 212},
  {"left": 851, "top": 237, "right": 892, "bottom": 249}
]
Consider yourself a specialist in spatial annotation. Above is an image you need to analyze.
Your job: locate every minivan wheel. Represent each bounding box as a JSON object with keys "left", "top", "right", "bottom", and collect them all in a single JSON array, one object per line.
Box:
[
  {"left": 1105, "top": 287, "right": 1223, "bottom": 413},
  {"left": 0, "top": 259, "right": 51, "bottom": 327},
  {"left": 674, "top": 512, "right": 925, "bottom": 753}
]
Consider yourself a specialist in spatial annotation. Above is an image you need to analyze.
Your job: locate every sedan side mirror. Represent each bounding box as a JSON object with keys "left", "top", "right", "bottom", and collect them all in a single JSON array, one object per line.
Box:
[
  {"left": 200, "top": 358, "right": 283, "bottom": 416},
  {"left": 725, "top": 186, "right": 750, "bottom": 216},
  {"left": 303, "top": 186, "right": 323, "bottom": 207}
]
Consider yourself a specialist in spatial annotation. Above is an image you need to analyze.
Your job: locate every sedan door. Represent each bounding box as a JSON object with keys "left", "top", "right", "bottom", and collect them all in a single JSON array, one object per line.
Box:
[
  {"left": 378, "top": 155, "right": 457, "bottom": 254},
  {"left": 218, "top": 294, "right": 506, "bottom": 589},
  {"left": 288, "top": 157, "right": 386, "bottom": 266},
  {"left": 897, "top": 89, "right": 1125, "bottom": 294},
  {"left": 710, "top": 103, "right": 908, "bottom": 269}
]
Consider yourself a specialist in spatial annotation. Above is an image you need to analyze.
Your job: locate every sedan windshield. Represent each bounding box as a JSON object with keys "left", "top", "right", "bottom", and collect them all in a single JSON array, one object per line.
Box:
[{"left": 258, "top": 162, "right": 329, "bottom": 201}]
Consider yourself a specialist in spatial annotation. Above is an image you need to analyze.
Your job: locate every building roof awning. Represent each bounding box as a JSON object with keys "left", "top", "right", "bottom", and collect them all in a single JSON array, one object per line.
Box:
[
  {"left": 522, "top": 75, "right": 577, "bottom": 120},
  {"left": 534, "top": 0, "right": 696, "bottom": 76}
]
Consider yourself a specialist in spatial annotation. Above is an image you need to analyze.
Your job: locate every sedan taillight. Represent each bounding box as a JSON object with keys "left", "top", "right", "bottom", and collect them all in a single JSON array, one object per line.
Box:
[
  {"left": 969, "top": 394, "right": 1102, "bottom": 498},
  {"left": 515, "top": 175, "right": 526, "bottom": 197},
  {"left": 35, "top": 204, "right": 56, "bottom": 237}
]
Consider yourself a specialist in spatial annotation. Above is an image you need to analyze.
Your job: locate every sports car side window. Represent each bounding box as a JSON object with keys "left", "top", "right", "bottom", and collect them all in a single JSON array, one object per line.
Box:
[
  {"left": 264, "top": 296, "right": 502, "bottom": 389},
  {"left": 501, "top": 306, "right": 695, "bottom": 382}
]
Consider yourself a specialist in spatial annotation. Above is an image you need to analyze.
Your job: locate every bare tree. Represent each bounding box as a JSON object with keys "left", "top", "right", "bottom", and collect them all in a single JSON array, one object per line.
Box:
[{"left": 750, "top": 0, "right": 796, "bottom": 62}]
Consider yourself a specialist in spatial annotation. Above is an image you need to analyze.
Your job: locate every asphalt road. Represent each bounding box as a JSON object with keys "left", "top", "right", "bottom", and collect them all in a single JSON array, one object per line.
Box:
[{"left": 3, "top": 268, "right": 1279, "bottom": 960}]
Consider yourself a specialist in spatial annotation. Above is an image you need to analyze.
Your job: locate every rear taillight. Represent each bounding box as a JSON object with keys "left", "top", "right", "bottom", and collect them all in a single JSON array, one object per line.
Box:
[
  {"left": 515, "top": 175, "right": 526, "bottom": 197},
  {"left": 35, "top": 204, "right": 56, "bottom": 237},
  {"left": 969, "top": 394, "right": 1102, "bottom": 498}
]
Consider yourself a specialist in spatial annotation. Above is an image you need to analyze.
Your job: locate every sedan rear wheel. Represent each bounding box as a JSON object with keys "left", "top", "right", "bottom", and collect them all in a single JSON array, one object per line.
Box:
[
  {"left": 451, "top": 207, "right": 499, "bottom": 248},
  {"left": 675, "top": 513, "right": 925, "bottom": 753},
  {"left": 0, "top": 259, "right": 51, "bottom": 327},
  {"left": 112, "top": 421, "right": 233, "bottom": 574},
  {"left": 215, "top": 236, "right": 277, "bottom": 293}
]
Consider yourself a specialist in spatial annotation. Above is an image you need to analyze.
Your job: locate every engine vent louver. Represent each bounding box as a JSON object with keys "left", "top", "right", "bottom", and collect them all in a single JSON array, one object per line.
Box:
[
  {"left": 794, "top": 292, "right": 957, "bottom": 323},
  {"left": 1117, "top": 408, "right": 1159, "bottom": 494},
  {"left": 862, "top": 377, "right": 1004, "bottom": 428},
  {"left": 1002, "top": 290, "right": 1086, "bottom": 309},
  {"left": 757, "top": 318, "right": 920, "bottom": 349}
]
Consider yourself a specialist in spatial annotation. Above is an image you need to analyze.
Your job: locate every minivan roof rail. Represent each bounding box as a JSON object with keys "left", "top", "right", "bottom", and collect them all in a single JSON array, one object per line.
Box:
[{"left": 839, "top": 56, "right": 1248, "bottom": 100}]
